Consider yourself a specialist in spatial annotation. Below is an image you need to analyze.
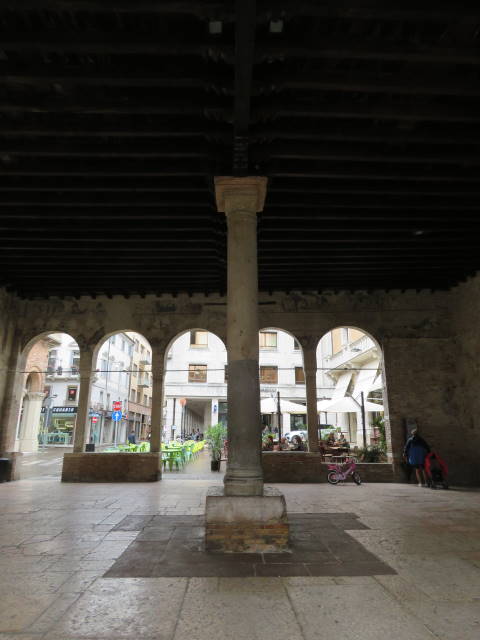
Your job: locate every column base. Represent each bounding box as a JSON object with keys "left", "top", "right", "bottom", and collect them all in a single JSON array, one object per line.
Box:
[
  {"left": 224, "top": 472, "right": 264, "bottom": 496},
  {"left": 205, "top": 486, "right": 290, "bottom": 553},
  {"left": 0, "top": 452, "right": 22, "bottom": 481}
]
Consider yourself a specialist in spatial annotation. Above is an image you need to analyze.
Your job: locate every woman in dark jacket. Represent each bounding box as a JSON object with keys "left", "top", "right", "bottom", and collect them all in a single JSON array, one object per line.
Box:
[{"left": 404, "top": 428, "right": 430, "bottom": 487}]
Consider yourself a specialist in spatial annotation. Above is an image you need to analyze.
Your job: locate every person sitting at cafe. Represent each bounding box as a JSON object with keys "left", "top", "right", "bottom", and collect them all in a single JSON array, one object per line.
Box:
[
  {"left": 279, "top": 437, "right": 290, "bottom": 451},
  {"left": 337, "top": 433, "right": 350, "bottom": 448},
  {"left": 326, "top": 432, "right": 336, "bottom": 445},
  {"left": 291, "top": 435, "right": 305, "bottom": 451},
  {"left": 263, "top": 435, "right": 274, "bottom": 451}
]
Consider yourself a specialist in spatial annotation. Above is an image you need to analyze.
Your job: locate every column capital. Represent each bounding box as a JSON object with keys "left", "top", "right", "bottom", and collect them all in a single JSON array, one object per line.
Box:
[{"left": 214, "top": 176, "right": 268, "bottom": 214}]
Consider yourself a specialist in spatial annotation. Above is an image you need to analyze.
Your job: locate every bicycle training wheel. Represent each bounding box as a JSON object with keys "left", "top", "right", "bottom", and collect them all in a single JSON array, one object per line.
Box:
[
  {"left": 352, "top": 472, "right": 362, "bottom": 485},
  {"left": 327, "top": 471, "right": 340, "bottom": 485}
]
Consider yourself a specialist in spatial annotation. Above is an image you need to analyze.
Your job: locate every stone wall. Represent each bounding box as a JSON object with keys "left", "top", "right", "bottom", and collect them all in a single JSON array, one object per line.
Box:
[
  {"left": 0, "top": 282, "right": 479, "bottom": 484},
  {"left": 61, "top": 452, "right": 161, "bottom": 482},
  {"left": 262, "top": 452, "right": 395, "bottom": 483},
  {"left": 450, "top": 277, "right": 480, "bottom": 485}
]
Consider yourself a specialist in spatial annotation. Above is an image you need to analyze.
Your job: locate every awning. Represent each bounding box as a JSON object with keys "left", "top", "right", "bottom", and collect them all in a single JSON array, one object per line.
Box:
[{"left": 260, "top": 397, "right": 307, "bottom": 414}]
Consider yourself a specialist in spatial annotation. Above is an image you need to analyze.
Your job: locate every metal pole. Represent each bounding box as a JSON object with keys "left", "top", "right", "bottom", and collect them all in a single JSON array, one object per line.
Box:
[
  {"left": 277, "top": 390, "right": 282, "bottom": 442},
  {"left": 360, "top": 391, "right": 367, "bottom": 448}
]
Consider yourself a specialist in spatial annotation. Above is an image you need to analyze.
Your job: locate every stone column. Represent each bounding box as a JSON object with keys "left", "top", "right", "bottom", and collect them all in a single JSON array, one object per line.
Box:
[
  {"left": 303, "top": 346, "right": 320, "bottom": 452},
  {"left": 215, "top": 176, "right": 267, "bottom": 497},
  {"left": 149, "top": 346, "right": 165, "bottom": 455},
  {"left": 18, "top": 391, "right": 44, "bottom": 453},
  {"left": 73, "top": 348, "right": 94, "bottom": 453}
]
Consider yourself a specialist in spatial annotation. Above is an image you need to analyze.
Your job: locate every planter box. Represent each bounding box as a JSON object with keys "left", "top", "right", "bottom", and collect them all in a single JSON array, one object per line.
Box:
[{"left": 61, "top": 452, "right": 161, "bottom": 482}]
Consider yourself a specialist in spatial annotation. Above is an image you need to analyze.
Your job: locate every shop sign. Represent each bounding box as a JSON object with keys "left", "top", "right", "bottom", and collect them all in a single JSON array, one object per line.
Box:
[{"left": 52, "top": 407, "right": 77, "bottom": 414}]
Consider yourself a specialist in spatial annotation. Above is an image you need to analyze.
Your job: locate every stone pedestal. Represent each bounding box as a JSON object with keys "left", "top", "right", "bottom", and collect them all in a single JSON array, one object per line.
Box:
[{"left": 205, "top": 486, "right": 289, "bottom": 553}]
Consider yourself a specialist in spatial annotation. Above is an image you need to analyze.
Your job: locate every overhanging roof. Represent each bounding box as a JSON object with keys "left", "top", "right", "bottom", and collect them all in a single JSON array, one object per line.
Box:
[{"left": 1, "top": 1, "right": 480, "bottom": 297}]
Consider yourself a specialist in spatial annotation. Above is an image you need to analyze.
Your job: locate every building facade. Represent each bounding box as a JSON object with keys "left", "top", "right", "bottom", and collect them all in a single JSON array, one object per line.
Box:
[
  {"left": 126, "top": 332, "right": 152, "bottom": 440},
  {"left": 317, "top": 328, "right": 384, "bottom": 446},
  {"left": 163, "top": 329, "right": 309, "bottom": 439}
]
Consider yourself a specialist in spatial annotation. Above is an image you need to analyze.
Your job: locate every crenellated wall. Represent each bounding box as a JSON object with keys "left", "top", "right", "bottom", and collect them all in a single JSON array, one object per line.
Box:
[{"left": 0, "top": 280, "right": 478, "bottom": 484}]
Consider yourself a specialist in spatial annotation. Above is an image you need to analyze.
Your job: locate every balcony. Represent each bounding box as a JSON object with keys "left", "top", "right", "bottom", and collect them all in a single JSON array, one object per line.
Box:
[{"left": 325, "top": 335, "right": 376, "bottom": 370}]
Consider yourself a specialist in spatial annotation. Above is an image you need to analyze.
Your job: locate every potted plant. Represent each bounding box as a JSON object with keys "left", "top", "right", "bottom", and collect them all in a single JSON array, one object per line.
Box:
[{"left": 204, "top": 423, "right": 227, "bottom": 471}]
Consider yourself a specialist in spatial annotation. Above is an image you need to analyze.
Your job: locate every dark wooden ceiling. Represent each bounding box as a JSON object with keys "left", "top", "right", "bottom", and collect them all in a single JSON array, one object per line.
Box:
[{"left": 1, "top": 0, "right": 480, "bottom": 297}]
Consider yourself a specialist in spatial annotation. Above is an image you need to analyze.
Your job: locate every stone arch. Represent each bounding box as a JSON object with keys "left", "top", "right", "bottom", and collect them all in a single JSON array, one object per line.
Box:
[
  {"left": 163, "top": 327, "right": 227, "bottom": 441},
  {"left": 316, "top": 324, "right": 389, "bottom": 457},
  {"left": 91, "top": 330, "right": 154, "bottom": 446},
  {"left": 25, "top": 370, "right": 43, "bottom": 393},
  {"left": 13, "top": 331, "right": 80, "bottom": 454},
  {"left": 258, "top": 326, "right": 307, "bottom": 437}
]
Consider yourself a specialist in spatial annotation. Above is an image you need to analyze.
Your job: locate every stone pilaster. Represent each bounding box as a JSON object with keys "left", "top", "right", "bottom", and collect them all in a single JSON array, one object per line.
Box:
[
  {"left": 73, "top": 348, "right": 94, "bottom": 453},
  {"left": 150, "top": 347, "right": 165, "bottom": 455},
  {"left": 18, "top": 391, "right": 44, "bottom": 453},
  {"left": 303, "top": 346, "right": 320, "bottom": 453},
  {"left": 215, "top": 176, "right": 267, "bottom": 497}
]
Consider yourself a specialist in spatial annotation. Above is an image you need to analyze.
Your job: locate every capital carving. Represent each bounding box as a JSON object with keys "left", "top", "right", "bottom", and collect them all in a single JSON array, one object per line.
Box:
[{"left": 214, "top": 176, "right": 268, "bottom": 214}]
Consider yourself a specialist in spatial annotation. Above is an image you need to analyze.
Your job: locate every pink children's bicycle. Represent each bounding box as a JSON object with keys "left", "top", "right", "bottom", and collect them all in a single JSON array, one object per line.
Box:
[{"left": 327, "top": 458, "right": 362, "bottom": 485}]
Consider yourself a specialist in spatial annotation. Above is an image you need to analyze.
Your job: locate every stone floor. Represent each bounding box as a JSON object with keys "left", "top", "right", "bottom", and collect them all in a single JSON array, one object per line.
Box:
[{"left": 1, "top": 455, "right": 479, "bottom": 639}]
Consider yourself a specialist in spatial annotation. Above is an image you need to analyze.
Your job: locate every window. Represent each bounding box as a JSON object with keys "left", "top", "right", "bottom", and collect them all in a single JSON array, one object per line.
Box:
[
  {"left": 143, "top": 394, "right": 148, "bottom": 405},
  {"left": 140, "top": 345, "right": 145, "bottom": 355},
  {"left": 47, "top": 350, "right": 57, "bottom": 374},
  {"left": 136, "top": 390, "right": 141, "bottom": 403},
  {"left": 189, "top": 364, "right": 207, "bottom": 383},
  {"left": 110, "top": 335, "right": 116, "bottom": 346},
  {"left": 190, "top": 331, "right": 208, "bottom": 348},
  {"left": 295, "top": 367, "right": 305, "bottom": 384},
  {"left": 106, "top": 393, "right": 110, "bottom": 408},
  {"left": 130, "top": 389, "right": 135, "bottom": 402},
  {"left": 293, "top": 339, "right": 301, "bottom": 351},
  {"left": 71, "top": 350, "right": 80, "bottom": 374},
  {"left": 100, "top": 358, "right": 108, "bottom": 377},
  {"left": 135, "top": 339, "right": 139, "bottom": 353},
  {"left": 260, "top": 366, "right": 278, "bottom": 384},
  {"left": 100, "top": 391, "right": 104, "bottom": 406},
  {"left": 259, "top": 331, "right": 277, "bottom": 349},
  {"left": 132, "top": 364, "right": 138, "bottom": 377},
  {"left": 121, "top": 339, "right": 126, "bottom": 352},
  {"left": 67, "top": 387, "right": 77, "bottom": 402},
  {"left": 224, "top": 365, "right": 228, "bottom": 382}
]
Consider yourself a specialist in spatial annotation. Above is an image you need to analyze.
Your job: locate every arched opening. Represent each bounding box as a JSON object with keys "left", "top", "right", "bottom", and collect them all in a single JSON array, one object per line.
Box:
[
  {"left": 15, "top": 332, "right": 80, "bottom": 454},
  {"left": 258, "top": 327, "right": 307, "bottom": 447},
  {"left": 164, "top": 329, "right": 227, "bottom": 443},
  {"left": 92, "top": 331, "right": 152, "bottom": 448},
  {"left": 316, "top": 326, "right": 387, "bottom": 461}
]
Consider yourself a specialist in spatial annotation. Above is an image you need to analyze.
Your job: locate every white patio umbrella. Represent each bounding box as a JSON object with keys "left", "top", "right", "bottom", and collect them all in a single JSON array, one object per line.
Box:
[{"left": 260, "top": 397, "right": 307, "bottom": 414}]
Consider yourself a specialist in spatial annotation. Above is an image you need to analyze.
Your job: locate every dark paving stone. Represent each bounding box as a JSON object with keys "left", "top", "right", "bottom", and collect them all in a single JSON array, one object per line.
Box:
[
  {"left": 307, "top": 561, "right": 396, "bottom": 577},
  {"left": 152, "top": 562, "right": 255, "bottom": 578},
  {"left": 136, "top": 528, "right": 175, "bottom": 542},
  {"left": 112, "top": 515, "right": 154, "bottom": 531},
  {"left": 105, "top": 512, "right": 396, "bottom": 578},
  {"left": 255, "top": 563, "right": 310, "bottom": 577}
]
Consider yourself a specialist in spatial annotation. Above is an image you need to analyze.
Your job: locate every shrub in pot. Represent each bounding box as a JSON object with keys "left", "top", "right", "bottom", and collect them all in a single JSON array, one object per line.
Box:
[{"left": 204, "top": 423, "right": 227, "bottom": 471}]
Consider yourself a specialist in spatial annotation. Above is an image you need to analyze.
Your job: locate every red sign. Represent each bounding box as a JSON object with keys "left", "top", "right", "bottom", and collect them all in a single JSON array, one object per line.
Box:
[
  {"left": 92, "top": 417, "right": 98, "bottom": 423},
  {"left": 113, "top": 401, "right": 121, "bottom": 410}
]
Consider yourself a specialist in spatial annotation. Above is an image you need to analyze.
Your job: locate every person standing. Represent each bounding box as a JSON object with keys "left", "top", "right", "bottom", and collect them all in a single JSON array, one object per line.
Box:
[
  {"left": 127, "top": 429, "right": 136, "bottom": 445},
  {"left": 403, "top": 428, "right": 430, "bottom": 487}
]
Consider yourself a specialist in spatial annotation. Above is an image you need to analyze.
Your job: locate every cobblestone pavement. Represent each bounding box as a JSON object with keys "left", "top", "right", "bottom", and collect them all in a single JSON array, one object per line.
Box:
[{"left": 0, "top": 461, "right": 479, "bottom": 639}]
